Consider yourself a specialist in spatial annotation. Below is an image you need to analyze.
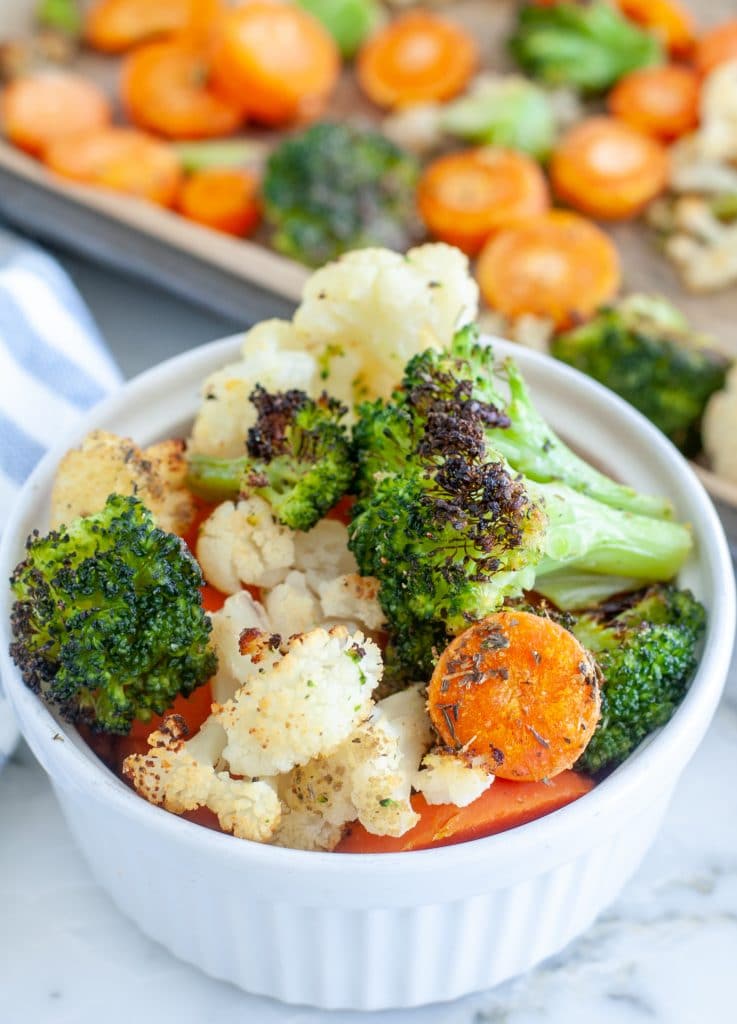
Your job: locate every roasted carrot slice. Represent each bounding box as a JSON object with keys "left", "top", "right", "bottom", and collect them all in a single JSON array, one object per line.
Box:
[
  {"left": 550, "top": 116, "right": 669, "bottom": 220},
  {"left": 128, "top": 682, "right": 214, "bottom": 740},
  {"left": 695, "top": 19, "right": 737, "bottom": 77},
  {"left": 210, "top": 1, "right": 340, "bottom": 127},
  {"left": 608, "top": 65, "right": 699, "bottom": 142},
  {"left": 615, "top": 0, "right": 695, "bottom": 58},
  {"left": 427, "top": 612, "right": 601, "bottom": 782},
  {"left": 85, "top": 0, "right": 221, "bottom": 53},
  {"left": 121, "top": 40, "right": 243, "bottom": 140},
  {"left": 1, "top": 71, "right": 111, "bottom": 156},
  {"left": 177, "top": 167, "right": 261, "bottom": 235},
  {"left": 44, "top": 127, "right": 182, "bottom": 206},
  {"left": 336, "top": 772, "right": 595, "bottom": 853},
  {"left": 357, "top": 11, "right": 477, "bottom": 108},
  {"left": 417, "top": 148, "right": 550, "bottom": 256},
  {"left": 476, "top": 210, "right": 620, "bottom": 327}
]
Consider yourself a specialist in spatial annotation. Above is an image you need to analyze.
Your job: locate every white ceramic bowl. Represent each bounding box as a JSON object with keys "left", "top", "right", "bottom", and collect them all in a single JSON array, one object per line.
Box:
[{"left": 1, "top": 336, "right": 734, "bottom": 1011}]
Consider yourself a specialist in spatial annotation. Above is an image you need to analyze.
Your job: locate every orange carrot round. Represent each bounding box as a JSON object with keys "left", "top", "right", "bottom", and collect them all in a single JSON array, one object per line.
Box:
[
  {"left": 608, "top": 64, "right": 699, "bottom": 142},
  {"left": 695, "top": 19, "right": 737, "bottom": 77},
  {"left": 210, "top": 1, "right": 340, "bottom": 127},
  {"left": 357, "top": 11, "right": 477, "bottom": 108},
  {"left": 550, "top": 116, "right": 669, "bottom": 220},
  {"left": 476, "top": 211, "right": 620, "bottom": 328},
  {"left": 1, "top": 71, "right": 111, "bottom": 156},
  {"left": 85, "top": 0, "right": 221, "bottom": 53},
  {"left": 336, "top": 772, "right": 595, "bottom": 853},
  {"left": 427, "top": 611, "right": 601, "bottom": 783},
  {"left": 178, "top": 167, "right": 261, "bottom": 235},
  {"left": 615, "top": 0, "right": 695, "bottom": 58},
  {"left": 417, "top": 148, "right": 550, "bottom": 256},
  {"left": 44, "top": 127, "right": 182, "bottom": 206},
  {"left": 121, "top": 40, "right": 243, "bottom": 140}
]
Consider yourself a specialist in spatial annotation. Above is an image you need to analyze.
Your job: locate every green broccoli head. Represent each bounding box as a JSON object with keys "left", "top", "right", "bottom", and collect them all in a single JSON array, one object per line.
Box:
[
  {"left": 9, "top": 494, "right": 216, "bottom": 735},
  {"left": 508, "top": 1, "right": 662, "bottom": 94},
  {"left": 262, "top": 121, "right": 421, "bottom": 267},
  {"left": 551, "top": 294, "right": 731, "bottom": 455},
  {"left": 572, "top": 585, "right": 706, "bottom": 774},
  {"left": 187, "top": 386, "right": 355, "bottom": 532}
]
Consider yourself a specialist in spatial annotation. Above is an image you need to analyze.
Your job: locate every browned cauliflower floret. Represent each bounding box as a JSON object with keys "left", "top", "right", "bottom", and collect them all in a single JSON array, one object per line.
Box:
[
  {"left": 209, "top": 591, "right": 272, "bottom": 704},
  {"left": 196, "top": 497, "right": 295, "bottom": 592},
  {"left": 413, "top": 751, "right": 493, "bottom": 807},
  {"left": 317, "top": 573, "right": 385, "bottom": 631},
  {"left": 50, "top": 430, "right": 195, "bottom": 535},
  {"left": 123, "top": 715, "right": 281, "bottom": 842},
  {"left": 213, "top": 626, "right": 382, "bottom": 777}
]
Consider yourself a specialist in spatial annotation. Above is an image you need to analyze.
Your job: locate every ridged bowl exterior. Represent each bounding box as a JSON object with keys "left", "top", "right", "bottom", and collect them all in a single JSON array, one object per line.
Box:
[{"left": 2, "top": 335, "right": 734, "bottom": 1010}]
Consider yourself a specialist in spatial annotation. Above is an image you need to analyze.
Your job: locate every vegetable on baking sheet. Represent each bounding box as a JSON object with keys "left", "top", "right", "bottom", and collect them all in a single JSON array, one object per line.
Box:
[
  {"left": 177, "top": 167, "right": 261, "bottom": 236},
  {"left": 508, "top": 1, "right": 663, "bottom": 94},
  {"left": 551, "top": 293, "right": 731, "bottom": 455},
  {"left": 417, "top": 148, "right": 550, "bottom": 255},
  {"left": 85, "top": 0, "right": 220, "bottom": 53},
  {"left": 335, "top": 771, "right": 594, "bottom": 852},
  {"left": 121, "top": 40, "right": 243, "bottom": 140},
  {"left": 475, "top": 211, "right": 620, "bottom": 327},
  {"left": 614, "top": 0, "right": 695, "bottom": 58},
  {"left": 43, "top": 126, "right": 182, "bottom": 206},
  {"left": 550, "top": 116, "right": 669, "bottom": 220},
  {"left": 427, "top": 610, "right": 601, "bottom": 781},
  {"left": 608, "top": 64, "right": 700, "bottom": 142},
  {"left": 1, "top": 70, "right": 110, "bottom": 155},
  {"left": 210, "top": 0, "right": 340, "bottom": 127},
  {"left": 357, "top": 10, "right": 477, "bottom": 108}
]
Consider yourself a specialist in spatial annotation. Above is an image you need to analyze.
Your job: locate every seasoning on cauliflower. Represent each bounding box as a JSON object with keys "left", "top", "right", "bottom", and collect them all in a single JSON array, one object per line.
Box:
[
  {"left": 213, "top": 626, "right": 382, "bottom": 777},
  {"left": 703, "top": 364, "right": 737, "bottom": 483},
  {"left": 50, "top": 430, "right": 195, "bottom": 535},
  {"left": 196, "top": 497, "right": 295, "bottom": 593},
  {"left": 317, "top": 573, "right": 385, "bottom": 632},
  {"left": 123, "top": 715, "right": 282, "bottom": 842},
  {"left": 413, "top": 751, "right": 493, "bottom": 807}
]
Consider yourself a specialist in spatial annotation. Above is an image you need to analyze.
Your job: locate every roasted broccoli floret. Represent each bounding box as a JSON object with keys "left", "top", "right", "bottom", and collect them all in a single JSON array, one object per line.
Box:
[
  {"left": 508, "top": 1, "right": 662, "bottom": 94},
  {"left": 552, "top": 295, "right": 731, "bottom": 455},
  {"left": 262, "top": 121, "right": 421, "bottom": 267},
  {"left": 9, "top": 494, "right": 216, "bottom": 735},
  {"left": 187, "top": 386, "right": 354, "bottom": 532},
  {"left": 571, "top": 585, "right": 706, "bottom": 774},
  {"left": 350, "top": 337, "right": 693, "bottom": 669}
]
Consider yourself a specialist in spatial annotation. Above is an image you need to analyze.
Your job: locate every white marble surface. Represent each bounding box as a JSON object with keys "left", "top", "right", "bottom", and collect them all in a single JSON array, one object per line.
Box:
[{"left": 2, "top": 249, "right": 737, "bottom": 1024}]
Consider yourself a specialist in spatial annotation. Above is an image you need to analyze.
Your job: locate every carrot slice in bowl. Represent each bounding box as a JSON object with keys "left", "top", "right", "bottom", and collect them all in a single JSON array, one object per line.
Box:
[
  {"left": 476, "top": 210, "right": 621, "bottom": 328},
  {"left": 608, "top": 64, "right": 700, "bottom": 142},
  {"left": 417, "top": 148, "right": 550, "bottom": 256},
  {"left": 357, "top": 10, "right": 477, "bottom": 108},
  {"left": 44, "top": 127, "right": 182, "bottom": 206},
  {"left": 550, "top": 116, "right": 669, "bottom": 220},
  {"left": 177, "top": 167, "right": 261, "bottom": 235},
  {"left": 1, "top": 71, "right": 111, "bottom": 156},
  {"left": 210, "top": 1, "right": 340, "bottom": 127},
  {"left": 121, "top": 40, "right": 243, "bottom": 139}
]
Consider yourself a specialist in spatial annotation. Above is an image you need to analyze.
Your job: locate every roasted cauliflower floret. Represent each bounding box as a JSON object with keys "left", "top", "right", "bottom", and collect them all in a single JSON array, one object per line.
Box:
[
  {"left": 214, "top": 626, "right": 382, "bottom": 777},
  {"left": 123, "top": 715, "right": 281, "bottom": 842},
  {"left": 197, "top": 497, "right": 295, "bottom": 593},
  {"left": 275, "top": 684, "right": 433, "bottom": 850},
  {"left": 209, "top": 590, "right": 272, "bottom": 704},
  {"left": 317, "top": 573, "right": 385, "bottom": 632},
  {"left": 50, "top": 430, "right": 195, "bottom": 535},
  {"left": 263, "top": 571, "right": 322, "bottom": 638},
  {"left": 189, "top": 322, "right": 318, "bottom": 459},
  {"left": 413, "top": 751, "right": 493, "bottom": 807},
  {"left": 293, "top": 519, "right": 358, "bottom": 582},
  {"left": 703, "top": 365, "right": 737, "bottom": 483}
]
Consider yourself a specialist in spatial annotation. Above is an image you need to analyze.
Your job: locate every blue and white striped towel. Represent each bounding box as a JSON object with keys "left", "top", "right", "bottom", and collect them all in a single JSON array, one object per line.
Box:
[{"left": 0, "top": 228, "right": 122, "bottom": 770}]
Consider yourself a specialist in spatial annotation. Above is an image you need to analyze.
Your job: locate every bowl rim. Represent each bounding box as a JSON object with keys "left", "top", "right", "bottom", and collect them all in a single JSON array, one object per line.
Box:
[{"left": 1, "top": 332, "right": 735, "bottom": 880}]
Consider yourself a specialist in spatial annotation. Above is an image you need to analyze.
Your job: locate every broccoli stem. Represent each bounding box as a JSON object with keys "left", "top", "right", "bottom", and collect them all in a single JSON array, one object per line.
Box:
[
  {"left": 186, "top": 453, "right": 248, "bottom": 501},
  {"left": 533, "top": 570, "right": 643, "bottom": 611},
  {"left": 534, "top": 481, "right": 692, "bottom": 582}
]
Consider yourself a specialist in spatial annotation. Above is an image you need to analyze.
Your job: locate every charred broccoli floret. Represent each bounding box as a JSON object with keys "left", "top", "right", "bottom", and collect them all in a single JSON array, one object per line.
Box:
[
  {"left": 571, "top": 585, "right": 706, "bottom": 774},
  {"left": 187, "top": 386, "right": 354, "bottom": 532},
  {"left": 9, "top": 494, "right": 216, "bottom": 735},
  {"left": 350, "top": 335, "right": 693, "bottom": 669},
  {"left": 508, "top": 1, "right": 662, "bottom": 94},
  {"left": 262, "top": 122, "right": 421, "bottom": 267},
  {"left": 552, "top": 295, "right": 731, "bottom": 455}
]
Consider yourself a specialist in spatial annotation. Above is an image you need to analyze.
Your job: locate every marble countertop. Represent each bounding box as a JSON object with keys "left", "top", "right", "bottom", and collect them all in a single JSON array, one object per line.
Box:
[{"left": 2, "top": 250, "right": 737, "bottom": 1024}]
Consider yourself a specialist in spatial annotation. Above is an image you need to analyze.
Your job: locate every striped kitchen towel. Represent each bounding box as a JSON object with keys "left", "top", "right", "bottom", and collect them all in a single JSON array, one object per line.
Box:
[{"left": 0, "top": 228, "right": 122, "bottom": 769}]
